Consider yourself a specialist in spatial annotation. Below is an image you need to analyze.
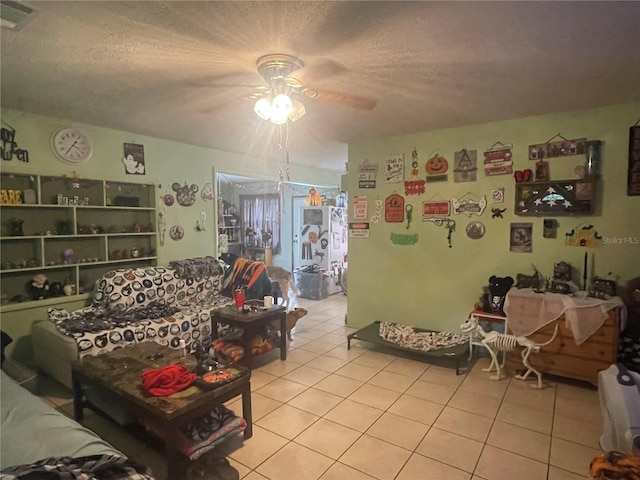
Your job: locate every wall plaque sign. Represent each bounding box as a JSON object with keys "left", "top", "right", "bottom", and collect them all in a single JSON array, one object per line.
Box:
[
  {"left": 385, "top": 193, "right": 405, "bottom": 222},
  {"left": 451, "top": 195, "right": 487, "bottom": 217},
  {"left": 358, "top": 159, "right": 378, "bottom": 189},
  {"left": 386, "top": 153, "right": 404, "bottom": 183},
  {"left": 422, "top": 201, "right": 450, "bottom": 217}
]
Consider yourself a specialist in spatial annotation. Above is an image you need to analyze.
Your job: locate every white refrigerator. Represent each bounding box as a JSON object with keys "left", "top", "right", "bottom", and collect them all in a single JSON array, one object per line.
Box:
[{"left": 294, "top": 206, "right": 347, "bottom": 298}]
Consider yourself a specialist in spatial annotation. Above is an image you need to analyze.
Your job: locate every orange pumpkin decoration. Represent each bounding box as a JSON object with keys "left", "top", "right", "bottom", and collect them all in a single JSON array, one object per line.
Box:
[{"left": 426, "top": 155, "right": 449, "bottom": 175}]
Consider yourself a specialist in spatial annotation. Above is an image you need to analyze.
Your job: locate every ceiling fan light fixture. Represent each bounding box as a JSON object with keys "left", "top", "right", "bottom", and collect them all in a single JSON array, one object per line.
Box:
[
  {"left": 254, "top": 97, "right": 272, "bottom": 120},
  {"left": 288, "top": 99, "right": 306, "bottom": 122},
  {"left": 271, "top": 93, "right": 293, "bottom": 117},
  {"left": 270, "top": 108, "right": 289, "bottom": 125}
]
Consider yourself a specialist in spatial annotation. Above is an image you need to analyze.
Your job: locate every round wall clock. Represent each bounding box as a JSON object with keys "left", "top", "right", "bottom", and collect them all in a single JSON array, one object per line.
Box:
[{"left": 51, "top": 128, "right": 93, "bottom": 165}]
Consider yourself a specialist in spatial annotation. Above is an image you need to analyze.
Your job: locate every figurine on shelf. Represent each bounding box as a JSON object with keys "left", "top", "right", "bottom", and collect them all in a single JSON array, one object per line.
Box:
[
  {"left": 193, "top": 343, "right": 220, "bottom": 376},
  {"left": 7, "top": 217, "right": 24, "bottom": 236},
  {"left": 28, "top": 273, "right": 50, "bottom": 300},
  {"left": 62, "top": 248, "right": 75, "bottom": 264}
]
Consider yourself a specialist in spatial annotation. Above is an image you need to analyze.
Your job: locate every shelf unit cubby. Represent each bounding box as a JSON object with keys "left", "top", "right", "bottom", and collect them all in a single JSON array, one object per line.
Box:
[{"left": 1, "top": 172, "right": 157, "bottom": 310}]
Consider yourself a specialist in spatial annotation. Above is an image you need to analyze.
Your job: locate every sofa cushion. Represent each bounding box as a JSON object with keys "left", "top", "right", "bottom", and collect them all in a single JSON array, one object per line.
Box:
[{"left": 93, "top": 267, "right": 224, "bottom": 313}]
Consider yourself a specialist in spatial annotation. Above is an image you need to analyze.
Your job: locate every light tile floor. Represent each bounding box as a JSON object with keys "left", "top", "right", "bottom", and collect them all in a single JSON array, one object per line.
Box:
[{"left": 38, "top": 294, "right": 604, "bottom": 480}]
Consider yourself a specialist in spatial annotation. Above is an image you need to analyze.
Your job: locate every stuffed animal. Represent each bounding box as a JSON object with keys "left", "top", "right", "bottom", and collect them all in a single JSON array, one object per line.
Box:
[
  {"left": 475, "top": 275, "right": 514, "bottom": 317},
  {"left": 28, "top": 273, "right": 49, "bottom": 300}
]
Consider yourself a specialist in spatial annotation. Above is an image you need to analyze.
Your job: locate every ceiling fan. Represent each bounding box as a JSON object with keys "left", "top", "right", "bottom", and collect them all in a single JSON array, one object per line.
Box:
[{"left": 249, "top": 53, "right": 377, "bottom": 125}]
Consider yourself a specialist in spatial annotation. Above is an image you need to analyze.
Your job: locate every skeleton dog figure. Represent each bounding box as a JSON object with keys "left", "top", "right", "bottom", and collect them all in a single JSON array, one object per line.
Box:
[{"left": 460, "top": 317, "right": 559, "bottom": 389}]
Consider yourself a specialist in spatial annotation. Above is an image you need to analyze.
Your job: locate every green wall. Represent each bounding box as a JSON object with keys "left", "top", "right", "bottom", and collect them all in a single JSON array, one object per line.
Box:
[
  {"left": 0, "top": 108, "right": 341, "bottom": 362},
  {"left": 346, "top": 103, "right": 640, "bottom": 333}
]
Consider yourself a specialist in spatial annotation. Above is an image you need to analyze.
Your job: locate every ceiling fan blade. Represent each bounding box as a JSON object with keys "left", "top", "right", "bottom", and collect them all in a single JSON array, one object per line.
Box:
[
  {"left": 294, "top": 59, "right": 347, "bottom": 85},
  {"left": 314, "top": 89, "right": 378, "bottom": 111}
]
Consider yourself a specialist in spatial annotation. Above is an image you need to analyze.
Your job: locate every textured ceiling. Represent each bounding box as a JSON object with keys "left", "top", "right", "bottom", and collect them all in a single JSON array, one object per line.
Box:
[{"left": 1, "top": 1, "right": 639, "bottom": 172}]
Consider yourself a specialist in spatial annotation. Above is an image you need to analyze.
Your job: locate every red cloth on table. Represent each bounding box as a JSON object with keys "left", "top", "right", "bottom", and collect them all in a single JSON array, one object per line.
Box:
[{"left": 141, "top": 363, "right": 197, "bottom": 396}]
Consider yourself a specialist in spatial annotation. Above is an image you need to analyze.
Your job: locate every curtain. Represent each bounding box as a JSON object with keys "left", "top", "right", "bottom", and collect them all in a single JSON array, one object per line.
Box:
[{"left": 240, "top": 194, "right": 281, "bottom": 255}]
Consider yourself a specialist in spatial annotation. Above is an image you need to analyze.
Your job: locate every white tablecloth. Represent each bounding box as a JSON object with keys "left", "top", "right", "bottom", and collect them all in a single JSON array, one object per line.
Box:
[{"left": 504, "top": 288, "right": 625, "bottom": 345}]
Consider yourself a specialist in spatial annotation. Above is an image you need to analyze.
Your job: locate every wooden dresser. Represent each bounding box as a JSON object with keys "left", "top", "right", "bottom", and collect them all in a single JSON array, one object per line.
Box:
[{"left": 506, "top": 307, "right": 620, "bottom": 385}]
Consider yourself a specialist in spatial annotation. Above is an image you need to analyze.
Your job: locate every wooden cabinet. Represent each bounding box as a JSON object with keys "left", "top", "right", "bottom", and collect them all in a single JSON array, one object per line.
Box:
[
  {"left": 1, "top": 173, "right": 156, "bottom": 310},
  {"left": 506, "top": 308, "right": 619, "bottom": 385}
]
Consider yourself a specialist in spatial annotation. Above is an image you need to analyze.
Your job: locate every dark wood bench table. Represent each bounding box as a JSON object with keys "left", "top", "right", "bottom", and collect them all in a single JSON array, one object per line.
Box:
[{"left": 71, "top": 341, "right": 252, "bottom": 480}]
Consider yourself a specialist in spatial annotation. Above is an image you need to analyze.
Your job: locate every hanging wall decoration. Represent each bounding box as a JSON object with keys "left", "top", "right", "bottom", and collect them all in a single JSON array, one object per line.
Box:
[
  {"left": 453, "top": 149, "right": 478, "bottom": 183},
  {"left": 483, "top": 142, "right": 512, "bottom": 176},
  {"left": 528, "top": 134, "right": 586, "bottom": 160},
  {"left": 628, "top": 123, "right": 640, "bottom": 196},
  {"left": 422, "top": 200, "right": 450, "bottom": 218},
  {"left": 201, "top": 183, "right": 214, "bottom": 201},
  {"left": 306, "top": 187, "right": 322, "bottom": 206},
  {"left": 534, "top": 160, "right": 550, "bottom": 182},
  {"left": 466, "top": 221, "right": 486, "bottom": 240},
  {"left": 491, "top": 207, "right": 507, "bottom": 219},
  {"left": 349, "top": 222, "right": 370, "bottom": 238},
  {"left": 169, "top": 223, "right": 184, "bottom": 241},
  {"left": 565, "top": 223, "right": 602, "bottom": 248},
  {"left": 386, "top": 152, "right": 404, "bottom": 184},
  {"left": 423, "top": 217, "right": 456, "bottom": 248},
  {"left": 123, "top": 143, "right": 145, "bottom": 175},
  {"left": 1, "top": 120, "right": 29, "bottom": 162},
  {"left": 451, "top": 194, "right": 487, "bottom": 217},
  {"left": 390, "top": 204, "right": 418, "bottom": 245},
  {"left": 370, "top": 198, "right": 383, "bottom": 224},
  {"left": 510, "top": 223, "right": 533, "bottom": 253},
  {"left": 404, "top": 149, "right": 426, "bottom": 195},
  {"left": 158, "top": 211, "right": 167, "bottom": 246},
  {"left": 385, "top": 193, "right": 405, "bottom": 222},
  {"left": 514, "top": 179, "right": 596, "bottom": 216},
  {"left": 352, "top": 195, "right": 368, "bottom": 220},
  {"left": 173, "top": 182, "right": 198, "bottom": 207},
  {"left": 358, "top": 159, "right": 378, "bottom": 189},
  {"left": 491, "top": 188, "right": 505, "bottom": 203},
  {"left": 425, "top": 153, "right": 449, "bottom": 182}
]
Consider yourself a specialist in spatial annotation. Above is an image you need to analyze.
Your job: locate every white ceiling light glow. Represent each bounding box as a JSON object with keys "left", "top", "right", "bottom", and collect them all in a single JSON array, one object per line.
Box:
[{"left": 253, "top": 54, "right": 308, "bottom": 125}]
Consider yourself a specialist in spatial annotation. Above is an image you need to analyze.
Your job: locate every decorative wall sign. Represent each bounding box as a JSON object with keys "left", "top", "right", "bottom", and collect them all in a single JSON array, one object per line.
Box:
[
  {"left": 123, "top": 143, "right": 145, "bottom": 175},
  {"left": 358, "top": 159, "right": 378, "bottom": 189},
  {"left": 528, "top": 136, "right": 586, "bottom": 160},
  {"left": 510, "top": 223, "right": 533, "bottom": 253},
  {"left": 451, "top": 194, "right": 487, "bottom": 217},
  {"left": 483, "top": 143, "right": 512, "bottom": 176},
  {"left": 422, "top": 201, "right": 450, "bottom": 217},
  {"left": 628, "top": 125, "right": 640, "bottom": 196},
  {"left": 453, "top": 149, "right": 478, "bottom": 182},
  {"left": 565, "top": 223, "right": 602, "bottom": 248},
  {"left": 466, "top": 221, "right": 485, "bottom": 239},
  {"left": 385, "top": 194, "right": 405, "bottom": 222},
  {"left": 169, "top": 224, "right": 184, "bottom": 241},
  {"left": 404, "top": 149, "right": 425, "bottom": 195},
  {"left": 349, "top": 222, "right": 370, "bottom": 238},
  {"left": 390, "top": 232, "right": 419, "bottom": 245},
  {"left": 352, "top": 195, "right": 368, "bottom": 220},
  {"left": 514, "top": 179, "right": 596, "bottom": 216},
  {"left": 425, "top": 154, "right": 449, "bottom": 182},
  {"left": 0, "top": 121, "right": 29, "bottom": 162},
  {"left": 386, "top": 153, "right": 404, "bottom": 183},
  {"left": 491, "top": 208, "right": 506, "bottom": 219},
  {"left": 491, "top": 188, "right": 505, "bottom": 203}
]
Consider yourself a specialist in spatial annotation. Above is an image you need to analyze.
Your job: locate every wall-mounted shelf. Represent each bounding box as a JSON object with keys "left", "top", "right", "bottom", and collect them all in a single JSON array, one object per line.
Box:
[{"left": 1, "top": 173, "right": 157, "bottom": 310}]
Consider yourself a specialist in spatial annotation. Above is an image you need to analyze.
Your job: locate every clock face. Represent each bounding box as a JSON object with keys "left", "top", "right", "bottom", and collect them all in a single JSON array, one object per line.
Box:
[{"left": 51, "top": 128, "right": 93, "bottom": 164}]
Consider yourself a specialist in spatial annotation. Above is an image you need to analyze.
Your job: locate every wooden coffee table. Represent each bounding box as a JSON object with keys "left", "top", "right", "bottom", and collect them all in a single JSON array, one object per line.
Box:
[
  {"left": 213, "top": 305, "right": 288, "bottom": 361},
  {"left": 71, "top": 341, "right": 252, "bottom": 480}
]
